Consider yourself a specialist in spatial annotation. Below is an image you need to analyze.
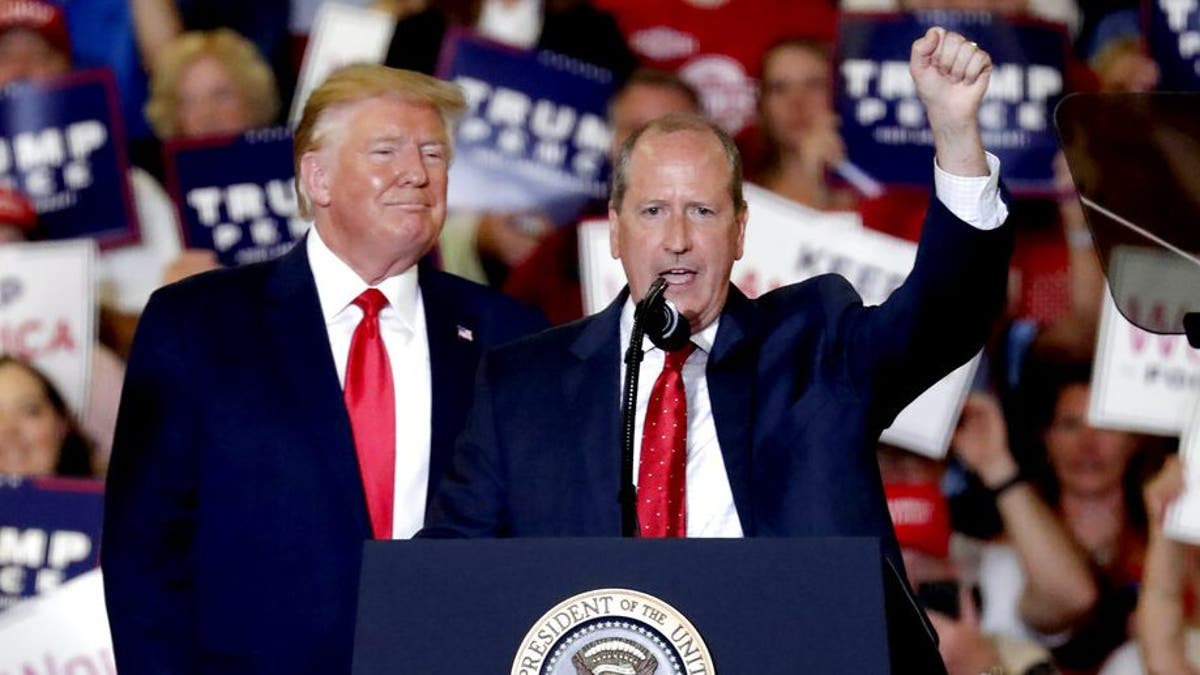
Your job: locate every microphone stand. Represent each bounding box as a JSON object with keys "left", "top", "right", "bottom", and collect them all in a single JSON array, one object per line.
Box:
[{"left": 619, "top": 278, "right": 669, "bottom": 537}]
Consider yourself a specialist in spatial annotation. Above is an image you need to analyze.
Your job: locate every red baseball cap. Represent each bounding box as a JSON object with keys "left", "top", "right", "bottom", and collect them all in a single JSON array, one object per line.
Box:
[
  {"left": 885, "top": 481, "right": 952, "bottom": 559},
  {"left": 0, "top": 0, "right": 69, "bottom": 56}
]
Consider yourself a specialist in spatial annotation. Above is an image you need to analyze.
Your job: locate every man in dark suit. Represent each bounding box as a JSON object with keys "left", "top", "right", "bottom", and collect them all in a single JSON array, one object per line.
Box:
[
  {"left": 424, "top": 28, "right": 1008, "bottom": 567},
  {"left": 100, "top": 65, "right": 544, "bottom": 674}
]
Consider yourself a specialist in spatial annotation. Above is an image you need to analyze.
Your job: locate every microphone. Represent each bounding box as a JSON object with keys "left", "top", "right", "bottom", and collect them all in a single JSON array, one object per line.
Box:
[
  {"left": 636, "top": 277, "right": 692, "bottom": 352},
  {"left": 620, "top": 276, "right": 693, "bottom": 536}
]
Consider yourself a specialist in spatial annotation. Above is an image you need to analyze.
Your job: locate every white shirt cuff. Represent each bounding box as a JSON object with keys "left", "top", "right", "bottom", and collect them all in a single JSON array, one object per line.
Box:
[{"left": 933, "top": 152, "right": 1008, "bottom": 231}]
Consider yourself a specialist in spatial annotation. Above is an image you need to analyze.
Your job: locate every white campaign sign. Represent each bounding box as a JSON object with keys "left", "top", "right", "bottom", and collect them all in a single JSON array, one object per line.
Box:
[
  {"left": 0, "top": 240, "right": 96, "bottom": 416},
  {"left": 289, "top": 3, "right": 397, "bottom": 126},
  {"left": 1090, "top": 286, "right": 1200, "bottom": 436},
  {"left": 0, "top": 570, "right": 114, "bottom": 673},
  {"left": 580, "top": 183, "right": 978, "bottom": 458},
  {"left": 1166, "top": 393, "right": 1200, "bottom": 544}
]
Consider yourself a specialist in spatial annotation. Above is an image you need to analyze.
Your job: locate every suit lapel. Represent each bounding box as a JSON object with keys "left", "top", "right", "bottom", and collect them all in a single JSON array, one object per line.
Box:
[
  {"left": 418, "top": 268, "right": 481, "bottom": 507},
  {"left": 707, "top": 286, "right": 762, "bottom": 534},
  {"left": 564, "top": 292, "right": 625, "bottom": 533},
  {"left": 264, "top": 242, "right": 370, "bottom": 536}
]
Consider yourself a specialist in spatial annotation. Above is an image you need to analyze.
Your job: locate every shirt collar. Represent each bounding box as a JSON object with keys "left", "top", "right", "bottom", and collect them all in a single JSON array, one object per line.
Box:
[
  {"left": 306, "top": 226, "right": 420, "bottom": 330},
  {"left": 619, "top": 295, "right": 719, "bottom": 358}
]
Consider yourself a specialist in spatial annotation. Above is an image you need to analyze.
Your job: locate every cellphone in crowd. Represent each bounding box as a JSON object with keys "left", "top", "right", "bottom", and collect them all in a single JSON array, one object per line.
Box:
[{"left": 915, "top": 579, "right": 982, "bottom": 620}]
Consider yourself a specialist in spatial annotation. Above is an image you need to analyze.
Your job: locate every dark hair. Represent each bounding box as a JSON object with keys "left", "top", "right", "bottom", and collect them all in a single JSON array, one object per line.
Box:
[
  {"left": 1013, "top": 353, "right": 1166, "bottom": 537},
  {"left": 0, "top": 355, "right": 93, "bottom": 477}
]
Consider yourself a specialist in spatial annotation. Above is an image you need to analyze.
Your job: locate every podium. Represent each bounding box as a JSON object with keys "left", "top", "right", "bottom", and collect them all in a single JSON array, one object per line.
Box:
[{"left": 352, "top": 537, "right": 943, "bottom": 674}]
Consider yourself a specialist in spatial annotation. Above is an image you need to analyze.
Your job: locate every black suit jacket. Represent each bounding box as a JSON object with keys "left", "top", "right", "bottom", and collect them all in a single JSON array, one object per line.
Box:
[{"left": 101, "top": 241, "right": 545, "bottom": 674}]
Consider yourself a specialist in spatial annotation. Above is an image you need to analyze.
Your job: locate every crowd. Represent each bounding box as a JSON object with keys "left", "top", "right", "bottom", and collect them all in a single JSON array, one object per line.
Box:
[{"left": 0, "top": 0, "right": 1192, "bottom": 674}]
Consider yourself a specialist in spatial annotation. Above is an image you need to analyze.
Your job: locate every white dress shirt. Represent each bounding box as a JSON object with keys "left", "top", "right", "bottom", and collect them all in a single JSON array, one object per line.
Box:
[
  {"left": 307, "top": 228, "right": 432, "bottom": 539},
  {"left": 619, "top": 155, "right": 1008, "bottom": 538}
]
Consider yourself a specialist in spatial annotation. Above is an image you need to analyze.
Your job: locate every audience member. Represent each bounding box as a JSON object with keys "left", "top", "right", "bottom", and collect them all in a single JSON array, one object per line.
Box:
[
  {"left": 0, "top": 187, "right": 125, "bottom": 472},
  {"left": 0, "top": 1, "right": 182, "bottom": 346},
  {"left": 953, "top": 392, "right": 1100, "bottom": 635},
  {"left": 1099, "top": 455, "right": 1200, "bottom": 675},
  {"left": 753, "top": 37, "right": 856, "bottom": 211},
  {"left": 880, "top": 444, "right": 1058, "bottom": 675},
  {"left": 144, "top": 28, "right": 284, "bottom": 285},
  {"left": 964, "top": 356, "right": 1166, "bottom": 671},
  {"left": 0, "top": 356, "right": 93, "bottom": 478},
  {"left": 145, "top": 28, "right": 280, "bottom": 140}
]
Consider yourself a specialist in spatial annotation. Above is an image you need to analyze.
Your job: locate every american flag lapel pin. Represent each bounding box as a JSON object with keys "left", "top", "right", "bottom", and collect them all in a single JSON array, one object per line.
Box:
[{"left": 456, "top": 325, "right": 474, "bottom": 342}]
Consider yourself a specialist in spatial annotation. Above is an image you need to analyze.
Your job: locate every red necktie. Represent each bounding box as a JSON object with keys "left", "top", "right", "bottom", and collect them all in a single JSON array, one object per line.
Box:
[
  {"left": 344, "top": 289, "right": 395, "bottom": 540},
  {"left": 638, "top": 343, "right": 696, "bottom": 538}
]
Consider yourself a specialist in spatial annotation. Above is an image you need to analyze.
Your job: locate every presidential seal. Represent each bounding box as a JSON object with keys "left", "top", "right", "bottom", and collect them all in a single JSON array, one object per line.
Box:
[{"left": 512, "top": 588, "right": 714, "bottom": 675}]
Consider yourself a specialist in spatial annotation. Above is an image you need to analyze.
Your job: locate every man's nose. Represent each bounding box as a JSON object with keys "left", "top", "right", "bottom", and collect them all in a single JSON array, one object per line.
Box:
[
  {"left": 394, "top": 145, "right": 429, "bottom": 186},
  {"left": 662, "top": 212, "right": 692, "bottom": 253}
]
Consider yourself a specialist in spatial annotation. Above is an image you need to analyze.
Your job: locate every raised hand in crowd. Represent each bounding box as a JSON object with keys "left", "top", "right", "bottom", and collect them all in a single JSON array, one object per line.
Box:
[
  {"left": 926, "top": 582, "right": 1007, "bottom": 675},
  {"left": 953, "top": 392, "right": 1099, "bottom": 633},
  {"left": 1137, "top": 455, "right": 1200, "bottom": 675}
]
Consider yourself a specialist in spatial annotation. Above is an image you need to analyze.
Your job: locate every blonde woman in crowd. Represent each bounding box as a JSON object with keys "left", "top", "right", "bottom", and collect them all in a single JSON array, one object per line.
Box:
[
  {"left": 144, "top": 28, "right": 280, "bottom": 140},
  {"left": 144, "top": 28, "right": 283, "bottom": 285}
]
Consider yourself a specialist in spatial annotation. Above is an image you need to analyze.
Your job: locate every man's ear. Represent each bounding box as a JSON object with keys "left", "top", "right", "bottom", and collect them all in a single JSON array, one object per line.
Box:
[
  {"left": 733, "top": 204, "right": 749, "bottom": 261},
  {"left": 300, "top": 151, "right": 332, "bottom": 209},
  {"left": 608, "top": 204, "right": 621, "bottom": 260}
]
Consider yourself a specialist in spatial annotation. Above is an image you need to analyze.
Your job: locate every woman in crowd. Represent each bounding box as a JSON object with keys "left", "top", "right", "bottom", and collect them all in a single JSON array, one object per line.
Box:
[
  {"left": 0, "top": 356, "right": 92, "bottom": 477},
  {"left": 143, "top": 28, "right": 282, "bottom": 285},
  {"left": 144, "top": 28, "right": 280, "bottom": 140},
  {"left": 753, "top": 38, "right": 856, "bottom": 212},
  {"left": 956, "top": 356, "right": 1165, "bottom": 672}
]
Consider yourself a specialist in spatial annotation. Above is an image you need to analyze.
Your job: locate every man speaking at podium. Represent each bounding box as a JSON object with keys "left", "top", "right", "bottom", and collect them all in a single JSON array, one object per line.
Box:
[{"left": 426, "top": 28, "right": 1010, "bottom": 569}]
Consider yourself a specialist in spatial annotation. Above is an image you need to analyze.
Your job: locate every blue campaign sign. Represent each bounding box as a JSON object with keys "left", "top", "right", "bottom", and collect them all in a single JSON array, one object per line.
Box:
[
  {"left": 0, "top": 476, "right": 104, "bottom": 612},
  {"left": 836, "top": 12, "right": 1067, "bottom": 194},
  {"left": 439, "top": 31, "right": 616, "bottom": 226},
  {"left": 0, "top": 69, "right": 139, "bottom": 248},
  {"left": 1146, "top": 0, "right": 1200, "bottom": 90},
  {"left": 165, "top": 127, "right": 307, "bottom": 267}
]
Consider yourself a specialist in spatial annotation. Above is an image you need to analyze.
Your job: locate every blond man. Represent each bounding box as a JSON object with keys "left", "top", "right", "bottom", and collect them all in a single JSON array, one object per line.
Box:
[{"left": 101, "top": 65, "right": 544, "bottom": 674}]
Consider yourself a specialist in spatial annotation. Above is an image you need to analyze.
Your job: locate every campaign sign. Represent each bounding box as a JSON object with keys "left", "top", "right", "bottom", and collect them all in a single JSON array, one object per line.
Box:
[
  {"left": 836, "top": 12, "right": 1067, "bottom": 194},
  {"left": 289, "top": 2, "right": 398, "bottom": 126},
  {"left": 0, "top": 240, "right": 95, "bottom": 417},
  {"left": 0, "top": 69, "right": 139, "bottom": 248},
  {"left": 440, "top": 32, "right": 617, "bottom": 226},
  {"left": 0, "top": 477, "right": 104, "bottom": 613},
  {"left": 0, "top": 570, "right": 114, "bottom": 673},
  {"left": 579, "top": 184, "right": 977, "bottom": 458},
  {"left": 1090, "top": 278, "right": 1200, "bottom": 436},
  {"left": 1147, "top": 0, "right": 1200, "bottom": 90},
  {"left": 1165, "top": 393, "right": 1200, "bottom": 544},
  {"left": 165, "top": 128, "right": 308, "bottom": 267}
]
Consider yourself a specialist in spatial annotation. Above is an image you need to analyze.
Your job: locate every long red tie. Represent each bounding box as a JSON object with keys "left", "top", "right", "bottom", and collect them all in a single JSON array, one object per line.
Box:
[
  {"left": 344, "top": 289, "right": 395, "bottom": 540},
  {"left": 638, "top": 343, "right": 696, "bottom": 538}
]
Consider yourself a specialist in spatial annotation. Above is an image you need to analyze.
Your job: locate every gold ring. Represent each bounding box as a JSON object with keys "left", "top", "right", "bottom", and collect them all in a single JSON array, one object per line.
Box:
[{"left": 969, "top": 41, "right": 979, "bottom": 48}]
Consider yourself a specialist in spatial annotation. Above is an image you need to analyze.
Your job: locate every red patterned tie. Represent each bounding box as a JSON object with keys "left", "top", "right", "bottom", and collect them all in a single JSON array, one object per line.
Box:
[
  {"left": 638, "top": 343, "right": 696, "bottom": 537},
  {"left": 344, "top": 289, "right": 395, "bottom": 540}
]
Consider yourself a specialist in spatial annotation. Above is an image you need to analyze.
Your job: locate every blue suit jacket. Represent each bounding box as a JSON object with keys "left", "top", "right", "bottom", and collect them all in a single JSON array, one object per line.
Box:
[
  {"left": 100, "top": 241, "right": 545, "bottom": 674},
  {"left": 423, "top": 197, "right": 1012, "bottom": 575}
]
